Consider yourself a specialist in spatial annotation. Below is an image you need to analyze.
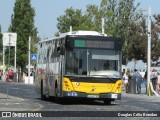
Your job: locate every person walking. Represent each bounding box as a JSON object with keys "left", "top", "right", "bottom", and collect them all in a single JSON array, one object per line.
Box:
[
  {"left": 143, "top": 70, "right": 147, "bottom": 93},
  {"left": 123, "top": 70, "right": 131, "bottom": 93},
  {"left": 9, "top": 69, "right": 14, "bottom": 81},
  {"left": 151, "top": 68, "right": 158, "bottom": 92},
  {"left": 133, "top": 69, "right": 142, "bottom": 94},
  {"left": 0, "top": 70, "right": 2, "bottom": 80},
  {"left": 157, "top": 76, "right": 160, "bottom": 94}
]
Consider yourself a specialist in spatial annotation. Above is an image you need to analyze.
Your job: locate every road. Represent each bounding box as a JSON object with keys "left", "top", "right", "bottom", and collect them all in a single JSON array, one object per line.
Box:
[{"left": 0, "top": 81, "right": 160, "bottom": 120}]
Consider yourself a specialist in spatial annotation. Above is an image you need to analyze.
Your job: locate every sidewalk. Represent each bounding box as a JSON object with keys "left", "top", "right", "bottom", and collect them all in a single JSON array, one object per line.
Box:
[
  {"left": 122, "top": 83, "right": 160, "bottom": 98},
  {"left": 0, "top": 89, "right": 27, "bottom": 111},
  {"left": 0, "top": 80, "right": 40, "bottom": 111}
]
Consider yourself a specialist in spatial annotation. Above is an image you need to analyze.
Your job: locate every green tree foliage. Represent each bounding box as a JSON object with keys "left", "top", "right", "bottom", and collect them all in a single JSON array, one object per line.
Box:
[
  {"left": 84, "top": 4, "right": 103, "bottom": 31},
  {"left": 57, "top": 2, "right": 115, "bottom": 33},
  {"left": 57, "top": 7, "right": 88, "bottom": 33},
  {"left": 127, "top": 18, "right": 147, "bottom": 62},
  {"left": 127, "top": 14, "right": 160, "bottom": 63},
  {"left": 8, "top": 0, "right": 39, "bottom": 70},
  {"left": 99, "top": 0, "right": 143, "bottom": 63},
  {"left": 152, "top": 14, "right": 160, "bottom": 60}
]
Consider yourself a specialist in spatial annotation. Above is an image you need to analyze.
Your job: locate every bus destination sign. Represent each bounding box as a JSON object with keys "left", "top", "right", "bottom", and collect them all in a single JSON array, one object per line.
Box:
[{"left": 74, "top": 40, "right": 114, "bottom": 49}]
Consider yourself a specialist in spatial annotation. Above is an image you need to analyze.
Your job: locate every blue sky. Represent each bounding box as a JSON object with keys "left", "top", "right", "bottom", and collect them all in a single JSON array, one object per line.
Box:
[{"left": 0, "top": 0, "right": 160, "bottom": 39}]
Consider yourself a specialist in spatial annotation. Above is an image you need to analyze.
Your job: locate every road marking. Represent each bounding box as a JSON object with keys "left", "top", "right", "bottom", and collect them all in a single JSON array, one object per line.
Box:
[
  {"left": 0, "top": 102, "right": 23, "bottom": 105},
  {"left": 14, "top": 103, "right": 21, "bottom": 105},
  {"left": 32, "top": 103, "right": 44, "bottom": 111}
]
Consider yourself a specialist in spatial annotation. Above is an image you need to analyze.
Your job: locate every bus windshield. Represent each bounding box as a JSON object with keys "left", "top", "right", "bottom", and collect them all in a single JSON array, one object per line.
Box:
[{"left": 65, "top": 48, "right": 120, "bottom": 76}]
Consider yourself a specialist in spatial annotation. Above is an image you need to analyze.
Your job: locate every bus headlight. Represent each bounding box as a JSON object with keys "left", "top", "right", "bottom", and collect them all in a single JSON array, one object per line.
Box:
[
  {"left": 63, "top": 78, "right": 74, "bottom": 91},
  {"left": 112, "top": 80, "right": 122, "bottom": 93},
  {"left": 116, "top": 83, "right": 122, "bottom": 92}
]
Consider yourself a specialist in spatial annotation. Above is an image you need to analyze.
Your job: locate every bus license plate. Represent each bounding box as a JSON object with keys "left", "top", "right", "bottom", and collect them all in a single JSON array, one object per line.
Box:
[
  {"left": 111, "top": 94, "right": 117, "bottom": 98},
  {"left": 87, "top": 95, "right": 99, "bottom": 98}
]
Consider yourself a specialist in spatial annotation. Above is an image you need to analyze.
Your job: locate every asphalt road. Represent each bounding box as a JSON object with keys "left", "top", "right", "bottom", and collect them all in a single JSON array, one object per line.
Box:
[{"left": 0, "top": 81, "right": 160, "bottom": 120}]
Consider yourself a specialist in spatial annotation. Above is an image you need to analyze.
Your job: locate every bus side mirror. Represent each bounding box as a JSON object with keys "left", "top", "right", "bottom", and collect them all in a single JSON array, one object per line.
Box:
[{"left": 60, "top": 45, "right": 65, "bottom": 55}]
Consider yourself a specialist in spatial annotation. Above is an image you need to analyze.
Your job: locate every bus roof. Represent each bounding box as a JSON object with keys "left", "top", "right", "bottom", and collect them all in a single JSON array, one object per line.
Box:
[
  {"left": 67, "top": 31, "right": 107, "bottom": 36},
  {"left": 39, "top": 31, "right": 107, "bottom": 43}
]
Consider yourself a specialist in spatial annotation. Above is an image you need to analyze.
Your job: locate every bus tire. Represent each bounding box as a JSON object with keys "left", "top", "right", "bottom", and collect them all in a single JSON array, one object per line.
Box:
[{"left": 104, "top": 100, "right": 111, "bottom": 105}]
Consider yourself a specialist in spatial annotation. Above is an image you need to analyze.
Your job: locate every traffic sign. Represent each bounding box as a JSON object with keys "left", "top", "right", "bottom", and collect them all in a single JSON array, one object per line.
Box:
[
  {"left": 31, "top": 54, "right": 37, "bottom": 60},
  {"left": 2, "top": 33, "right": 17, "bottom": 46}
]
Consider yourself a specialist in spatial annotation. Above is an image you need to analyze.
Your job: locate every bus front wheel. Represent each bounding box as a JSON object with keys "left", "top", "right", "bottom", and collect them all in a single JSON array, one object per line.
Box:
[{"left": 104, "top": 100, "right": 111, "bottom": 105}]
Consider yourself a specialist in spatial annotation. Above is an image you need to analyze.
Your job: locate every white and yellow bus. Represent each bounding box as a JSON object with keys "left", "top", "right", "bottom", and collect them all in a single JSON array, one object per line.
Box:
[{"left": 35, "top": 31, "right": 122, "bottom": 104}]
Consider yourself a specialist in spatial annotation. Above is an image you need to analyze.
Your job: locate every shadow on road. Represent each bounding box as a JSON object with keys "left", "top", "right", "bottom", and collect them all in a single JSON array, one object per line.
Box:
[{"left": 36, "top": 97, "right": 118, "bottom": 106}]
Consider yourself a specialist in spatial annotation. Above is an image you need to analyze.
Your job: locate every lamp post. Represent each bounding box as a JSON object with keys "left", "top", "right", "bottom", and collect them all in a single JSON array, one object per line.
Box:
[
  {"left": 2, "top": 46, "right": 6, "bottom": 81},
  {"left": 6, "top": 34, "right": 11, "bottom": 99},
  {"left": 7, "top": 34, "right": 11, "bottom": 81},
  {"left": 28, "top": 36, "right": 31, "bottom": 84},
  {"left": 147, "top": 7, "right": 152, "bottom": 96}
]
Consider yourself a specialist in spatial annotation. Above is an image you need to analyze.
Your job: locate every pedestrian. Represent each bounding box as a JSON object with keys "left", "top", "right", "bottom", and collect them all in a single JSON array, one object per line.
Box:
[
  {"left": 151, "top": 68, "right": 158, "bottom": 91},
  {"left": 9, "top": 69, "right": 14, "bottom": 81},
  {"left": 123, "top": 69, "right": 131, "bottom": 93},
  {"left": 143, "top": 70, "right": 147, "bottom": 93},
  {"left": 133, "top": 69, "right": 142, "bottom": 94},
  {"left": 157, "top": 76, "right": 160, "bottom": 94},
  {"left": 6, "top": 69, "right": 9, "bottom": 82},
  {"left": 0, "top": 70, "right": 2, "bottom": 80},
  {"left": 122, "top": 69, "right": 125, "bottom": 76}
]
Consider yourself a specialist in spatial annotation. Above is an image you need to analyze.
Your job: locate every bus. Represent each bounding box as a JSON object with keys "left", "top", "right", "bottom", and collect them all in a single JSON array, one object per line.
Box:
[{"left": 35, "top": 30, "right": 122, "bottom": 104}]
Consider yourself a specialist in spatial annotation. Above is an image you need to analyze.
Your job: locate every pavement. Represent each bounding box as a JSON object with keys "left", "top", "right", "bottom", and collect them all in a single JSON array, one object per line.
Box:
[
  {"left": 122, "top": 81, "right": 160, "bottom": 97},
  {"left": 0, "top": 80, "right": 41, "bottom": 111}
]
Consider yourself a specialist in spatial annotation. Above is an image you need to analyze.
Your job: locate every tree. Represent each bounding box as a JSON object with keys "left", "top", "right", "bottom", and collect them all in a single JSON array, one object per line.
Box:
[
  {"left": 99, "top": 0, "right": 143, "bottom": 64},
  {"left": 57, "top": 2, "right": 114, "bottom": 33},
  {"left": 8, "top": 0, "right": 39, "bottom": 71},
  {"left": 152, "top": 14, "right": 160, "bottom": 60},
  {"left": 57, "top": 7, "right": 87, "bottom": 33},
  {"left": 84, "top": 4, "right": 103, "bottom": 32},
  {"left": 126, "top": 14, "right": 160, "bottom": 65},
  {"left": 127, "top": 18, "right": 148, "bottom": 62}
]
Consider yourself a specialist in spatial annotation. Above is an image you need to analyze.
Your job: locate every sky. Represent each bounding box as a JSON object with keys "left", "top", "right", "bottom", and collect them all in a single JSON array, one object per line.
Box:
[{"left": 0, "top": 0, "right": 160, "bottom": 39}]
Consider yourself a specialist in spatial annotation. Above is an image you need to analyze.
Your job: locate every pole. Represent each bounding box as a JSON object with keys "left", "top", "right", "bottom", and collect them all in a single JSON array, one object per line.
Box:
[
  {"left": 87, "top": 49, "right": 89, "bottom": 75},
  {"left": 102, "top": 18, "right": 104, "bottom": 34},
  {"left": 2, "top": 46, "right": 5, "bottom": 81},
  {"left": 147, "top": 7, "right": 152, "bottom": 96},
  {"left": 70, "top": 26, "right": 72, "bottom": 32},
  {"left": 28, "top": 36, "right": 31, "bottom": 84},
  {"left": 6, "top": 34, "right": 11, "bottom": 99},
  {"left": 14, "top": 42, "right": 17, "bottom": 82},
  {"left": 8, "top": 34, "right": 11, "bottom": 79},
  {"left": 14, "top": 43, "right": 17, "bottom": 74}
]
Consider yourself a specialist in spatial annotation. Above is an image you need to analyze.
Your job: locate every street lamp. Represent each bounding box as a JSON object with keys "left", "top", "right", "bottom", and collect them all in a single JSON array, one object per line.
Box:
[
  {"left": 28, "top": 36, "right": 31, "bottom": 84},
  {"left": 7, "top": 34, "right": 11, "bottom": 81},
  {"left": 147, "top": 7, "right": 152, "bottom": 96}
]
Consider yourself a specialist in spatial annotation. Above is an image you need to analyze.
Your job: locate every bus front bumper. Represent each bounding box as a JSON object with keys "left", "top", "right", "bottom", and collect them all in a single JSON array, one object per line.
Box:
[{"left": 62, "top": 91, "right": 121, "bottom": 100}]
